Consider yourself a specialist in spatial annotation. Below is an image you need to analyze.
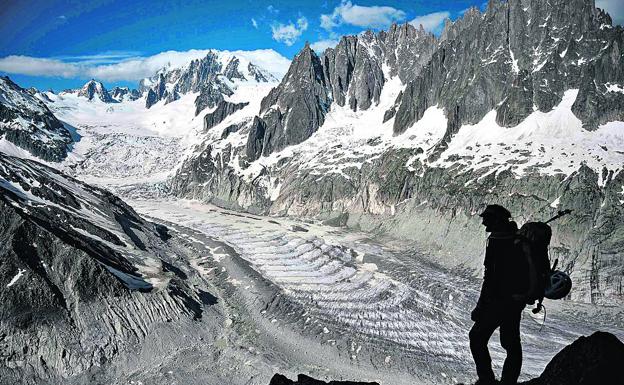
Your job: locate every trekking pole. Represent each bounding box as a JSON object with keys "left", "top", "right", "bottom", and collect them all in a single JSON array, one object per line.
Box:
[{"left": 544, "top": 209, "right": 573, "bottom": 224}]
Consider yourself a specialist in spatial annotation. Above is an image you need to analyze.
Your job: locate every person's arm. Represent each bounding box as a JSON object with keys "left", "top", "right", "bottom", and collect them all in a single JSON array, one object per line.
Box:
[{"left": 472, "top": 243, "right": 496, "bottom": 320}]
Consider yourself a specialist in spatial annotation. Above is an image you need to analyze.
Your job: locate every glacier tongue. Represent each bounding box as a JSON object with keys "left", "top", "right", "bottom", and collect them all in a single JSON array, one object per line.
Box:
[{"left": 130, "top": 198, "right": 624, "bottom": 382}]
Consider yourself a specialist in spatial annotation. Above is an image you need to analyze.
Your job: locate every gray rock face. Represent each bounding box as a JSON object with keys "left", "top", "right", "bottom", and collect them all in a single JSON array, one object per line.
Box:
[
  {"left": 194, "top": 80, "right": 234, "bottom": 116},
  {"left": 145, "top": 88, "right": 158, "bottom": 109},
  {"left": 110, "top": 86, "right": 140, "bottom": 102},
  {"left": 204, "top": 100, "right": 249, "bottom": 131},
  {"left": 0, "top": 76, "right": 73, "bottom": 161},
  {"left": 221, "top": 123, "right": 244, "bottom": 139},
  {"left": 346, "top": 31, "right": 385, "bottom": 111},
  {"left": 246, "top": 43, "right": 331, "bottom": 161},
  {"left": 223, "top": 57, "right": 246, "bottom": 81},
  {"left": 248, "top": 63, "right": 271, "bottom": 82},
  {"left": 393, "top": 0, "right": 624, "bottom": 148},
  {"left": 245, "top": 24, "right": 438, "bottom": 160},
  {"left": 0, "top": 153, "right": 211, "bottom": 384},
  {"left": 245, "top": 116, "right": 268, "bottom": 161},
  {"left": 382, "top": 23, "right": 438, "bottom": 84},
  {"left": 76, "top": 80, "right": 115, "bottom": 103}
]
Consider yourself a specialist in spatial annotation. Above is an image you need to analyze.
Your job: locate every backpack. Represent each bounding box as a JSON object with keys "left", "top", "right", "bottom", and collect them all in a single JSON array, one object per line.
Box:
[{"left": 516, "top": 210, "right": 573, "bottom": 313}]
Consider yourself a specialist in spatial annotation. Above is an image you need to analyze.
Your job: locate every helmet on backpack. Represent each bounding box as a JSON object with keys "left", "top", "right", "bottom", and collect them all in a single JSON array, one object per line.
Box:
[{"left": 544, "top": 270, "right": 572, "bottom": 300}]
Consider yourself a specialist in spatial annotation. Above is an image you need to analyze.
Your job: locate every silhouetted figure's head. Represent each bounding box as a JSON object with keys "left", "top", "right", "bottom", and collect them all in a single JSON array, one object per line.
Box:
[{"left": 479, "top": 204, "right": 512, "bottom": 232}]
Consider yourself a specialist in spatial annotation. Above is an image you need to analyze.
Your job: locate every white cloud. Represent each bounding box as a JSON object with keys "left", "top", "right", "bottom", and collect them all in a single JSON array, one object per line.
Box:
[
  {"left": 0, "top": 49, "right": 291, "bottom": 82},
  {"left": 251, "top": 18, "right": 258, "bottom": 28},
  {"left": 320, "top": 1, "right": 405, "bottom": 31},
  {"left": 408, "top": 11, "right": 450, "bottom": 33},
  {"left": 596, "top": 0, "right": 624, "bottom": 25},
  {"left": 0, "top": 56, "right": 81, "bottom": 78},
  {"left": 271, "top": 16, "right": 309, "bottom": 46},
  {"left": 310, "top": 39, "right": 340, "bottom": 53}
]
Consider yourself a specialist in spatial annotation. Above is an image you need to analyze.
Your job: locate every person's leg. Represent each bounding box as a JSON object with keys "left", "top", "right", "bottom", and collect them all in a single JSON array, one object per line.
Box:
[
  {"left": 499, "top": 306, "right": 523, "bottom": 384},
  {"left": 469, "top": 318, "right": 499, "bottom": 383}
]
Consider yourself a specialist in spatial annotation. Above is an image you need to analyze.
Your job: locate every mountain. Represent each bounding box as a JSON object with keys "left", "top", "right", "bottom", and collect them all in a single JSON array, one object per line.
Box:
[
  {"left": 0, "top": 153, "right": 210, "bottom": 384},
  {"left": 75, "top": 79, "right": 115, "bottom": 103},
  {"left": 140, "top": 50, "right": 278, "bottom": 112},
  {"left": 170, "top": 0, "right": 624, "bottom": 306},
  {"left": 0, "top": 76, "right": 73, "bottom": 161},
  {"left": 109, "top": 86, "right": 141, "bottom": 102},
  {"left": 242, "top": 0, "right": 623, "bottom": 161}
]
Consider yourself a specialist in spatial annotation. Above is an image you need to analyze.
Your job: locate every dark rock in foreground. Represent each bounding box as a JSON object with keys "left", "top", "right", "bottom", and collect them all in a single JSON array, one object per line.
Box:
[
  {"left": 521, "top": 331, "right": 624, "bottom": 385},
  {"left": 270, "top": 332, "right": 624, "bottom": 385},
  {"left": 269, "top": 373, "right": 379, "bottom": 385}
]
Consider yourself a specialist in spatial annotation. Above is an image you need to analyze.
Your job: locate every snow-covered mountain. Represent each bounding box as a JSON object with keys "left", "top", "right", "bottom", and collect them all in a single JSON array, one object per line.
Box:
[
  {"left": 2, "top": 7, "right": 624, "bottom": 383},
  {"left": 109, "top": 86, "right": 141, "bottom": 102},
  {"left": 0, "top": 76, "right": 73, "bottom": 161},
  {"left": 140, "top": 50, "right": 280, "bottom": 114}
]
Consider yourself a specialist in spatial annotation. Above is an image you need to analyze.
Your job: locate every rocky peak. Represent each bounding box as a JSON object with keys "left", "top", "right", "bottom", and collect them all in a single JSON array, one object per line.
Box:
[
  {"left": 77, "top": 79, "right": 114, "bottom": 103},
  {"left": 223, "top": 57, "right": 246, "bottom": 81},
  {"left": 245, "top": 44, "right": 330, "bottom": 161},
  {"left": 392, "top": 0, "right": 624, "bottom": 154},
  {"left": 242, "top": 22, "right": 438, "bottom": 160},
  {"left": 141, "top": 50, "right": 277, "bottom": 111},
  {"left": 110, "top": 86, "right": 140, "bottom": 102},
  {"left": 383, "top": 22, "right": 438, "bottom": 83},
  {"left": 0, "top": 76, "right": 73, "bottom": 161}
]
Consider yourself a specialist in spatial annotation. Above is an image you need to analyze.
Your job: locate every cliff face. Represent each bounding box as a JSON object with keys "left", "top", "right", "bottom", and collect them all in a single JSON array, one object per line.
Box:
[
  {"left": 393, "top": 0, "right": 624, "bottom": 155},
  {"left": 170, "top": 0, "right": 624, "bottom": 306}
]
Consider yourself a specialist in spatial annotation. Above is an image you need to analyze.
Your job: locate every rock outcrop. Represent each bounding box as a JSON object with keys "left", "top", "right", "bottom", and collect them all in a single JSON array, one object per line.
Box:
[
  {"left": 270, "top": 374, "right": 380, "bottom": 385},
  {"left": 0, "top": 76, "right": 73, "bottom": 161},
  {"left": 0, "top": 153, "right": 211, "bottom": 384},
  {"left": 76, "top": 79, "right": 115, "bottom": 103},
  {"left": 522, "top": 331, "right": 624, "bottom": 385},
  {"left": 204, "top": 100, "right": 249, "bottom": 131}
]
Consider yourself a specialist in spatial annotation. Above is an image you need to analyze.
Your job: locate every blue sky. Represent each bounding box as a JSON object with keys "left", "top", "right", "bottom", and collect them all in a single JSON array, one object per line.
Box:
[{"left": 1, "top": 0, "right": 622, "bottom": 91}]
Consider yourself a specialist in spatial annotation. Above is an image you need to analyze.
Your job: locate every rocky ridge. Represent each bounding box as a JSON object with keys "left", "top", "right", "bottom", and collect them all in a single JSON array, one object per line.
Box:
[
  {"left": 0, "top": 76, "right": 73, "bottom": 161},
  {"left": 140, "top": 51, "right": 278, "bottom": 113},
  {"left": 0, "top": 153, "right": 217, "bottom": 384},
  {"left": 109, "top": 86, "right": 141, "bottom": 102}
]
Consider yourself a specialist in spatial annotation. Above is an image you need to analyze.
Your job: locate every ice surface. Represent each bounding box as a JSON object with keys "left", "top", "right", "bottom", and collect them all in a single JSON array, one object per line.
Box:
[{"left": 131, "top": 198, "right": 624, "bottom": 382}]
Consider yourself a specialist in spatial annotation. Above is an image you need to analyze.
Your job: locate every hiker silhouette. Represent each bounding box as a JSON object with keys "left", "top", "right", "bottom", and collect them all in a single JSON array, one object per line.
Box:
[{"left": 469, "top": 204, "right": 529, "bottom": 385}]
